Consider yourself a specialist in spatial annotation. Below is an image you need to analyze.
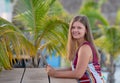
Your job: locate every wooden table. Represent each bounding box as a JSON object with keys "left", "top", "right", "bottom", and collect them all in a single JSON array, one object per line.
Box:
[{"left": 0, "top": 68, "right": 77, "bottom": 83}]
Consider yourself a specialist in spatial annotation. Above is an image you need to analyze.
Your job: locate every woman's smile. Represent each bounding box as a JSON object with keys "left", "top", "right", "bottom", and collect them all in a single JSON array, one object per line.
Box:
[{"left": 71, "top": 21, "right": 86, "bottom": 39}]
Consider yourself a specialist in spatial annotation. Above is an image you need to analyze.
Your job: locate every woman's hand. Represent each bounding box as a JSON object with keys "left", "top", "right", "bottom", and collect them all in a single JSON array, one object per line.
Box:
[{"left": 46, "top": 65, "right": 56, "bottom": 77}]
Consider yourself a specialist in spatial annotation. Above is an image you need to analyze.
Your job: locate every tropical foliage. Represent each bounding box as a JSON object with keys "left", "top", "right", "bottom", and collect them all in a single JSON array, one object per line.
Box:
[
  {"left": 0, "top": 17, "right": 36, "bottom": 69},
  {"left": 0, "top": 0, "right": 69, "bottom": 69},
  {"left": 14, "top": 0, "right": 68, "bottom": 51},
  {"left": 95, "top": 10, "right": 120, "bottom": 83},
  {"left": 1, "top": 1, "right": 120, "bottom": 83}
]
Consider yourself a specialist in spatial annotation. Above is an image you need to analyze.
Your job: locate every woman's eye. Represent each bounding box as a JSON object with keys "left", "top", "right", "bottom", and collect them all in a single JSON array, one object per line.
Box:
[
  {"left": 77, "top": 27, "right": 81, "bottom": 29},
  {"left": 72, "top": 26, "right": 75, "bottom": 29}
]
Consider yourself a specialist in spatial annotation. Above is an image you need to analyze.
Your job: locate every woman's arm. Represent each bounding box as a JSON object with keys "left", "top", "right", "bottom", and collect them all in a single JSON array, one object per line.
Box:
[
  {"left": 46, "top": 65, "right": 76, "bottom": 78},
  {"left": 74, "top": 44, "right": 92, "bottom": 78},
  {"left": 46, "top": 44, "right": 92, "bottom": 79},
  {"left": 55, "top": 67, "right": 72, "bottom": 71}
]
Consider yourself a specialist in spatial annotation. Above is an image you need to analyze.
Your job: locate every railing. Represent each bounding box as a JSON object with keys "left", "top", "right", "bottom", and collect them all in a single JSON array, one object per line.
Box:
[{"left": 0, "top": 68, "right": 77, "bottom": 83}]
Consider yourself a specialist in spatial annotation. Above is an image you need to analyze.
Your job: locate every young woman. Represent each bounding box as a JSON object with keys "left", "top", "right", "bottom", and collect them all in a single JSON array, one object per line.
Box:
[{"left": 46, "top": 15, "right": 104, "bottom": 83}]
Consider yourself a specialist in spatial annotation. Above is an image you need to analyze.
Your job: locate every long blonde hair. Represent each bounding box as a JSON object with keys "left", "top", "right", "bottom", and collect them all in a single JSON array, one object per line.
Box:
[{"left": 67, "top": 15, "right": 100, "bottom": 62}]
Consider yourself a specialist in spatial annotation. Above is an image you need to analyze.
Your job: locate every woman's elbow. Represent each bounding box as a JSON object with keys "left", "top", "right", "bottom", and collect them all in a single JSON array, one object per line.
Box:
[
  {"left": 75, "top": 72, "right": 83, "bottom": 79},
  {"left": 76, "top": 75, "right": 82, "bottom": 79}
]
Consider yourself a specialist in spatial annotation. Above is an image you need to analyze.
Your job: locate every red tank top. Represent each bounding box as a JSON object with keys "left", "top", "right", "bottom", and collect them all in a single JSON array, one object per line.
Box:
[{"left": 73, "top": 41, "right": 102, "bottom": 83}]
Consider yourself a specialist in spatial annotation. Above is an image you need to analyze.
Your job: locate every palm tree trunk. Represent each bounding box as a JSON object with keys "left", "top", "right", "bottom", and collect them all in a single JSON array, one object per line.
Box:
[
  {"left": 107, "top": 55, "right": 116, "bottom": 83},
  {"left": 32, "top": 51, "right": 39, "bottom": 67}
]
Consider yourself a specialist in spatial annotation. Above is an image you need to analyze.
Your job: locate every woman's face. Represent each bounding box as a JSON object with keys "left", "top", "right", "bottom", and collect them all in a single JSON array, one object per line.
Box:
[{"left": 71, "top": 21, "right": 86, "bottom": 39}]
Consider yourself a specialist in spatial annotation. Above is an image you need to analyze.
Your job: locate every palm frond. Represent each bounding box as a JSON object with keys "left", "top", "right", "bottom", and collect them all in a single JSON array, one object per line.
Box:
[
  {"left": 35, "top": 16, "right": 68, "bottom": 48},
  {"left": 0, "top": 40, "right": 12, "bottom": 69},
  {"left": 34, "top": 16, "right": 69, "bottom": 57},
  {"left": 0, "top": 17, "right": 21, "bottom": 32},
  {"left": 14, "top": 0, "right": 56, "bottom": 32},
  {"left": 0, "top": 21, "right": 36, "bottom": 69},
  {"left": 80, "top": 9, "right": 109, "bottom": 26},
  {"left": 39, "top": 39, "right": 67, "bottom": 57},
  {"left": 48, "top": 0, "right": 68, "bottom": 16},
  {"left": 95, "top": 26, "right": 120, "bottom": 57},
  {"left": 0, "top": 25, "right": 36, "bottom": 56}
]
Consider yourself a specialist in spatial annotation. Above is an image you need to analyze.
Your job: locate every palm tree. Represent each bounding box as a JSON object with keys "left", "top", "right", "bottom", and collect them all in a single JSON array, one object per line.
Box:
[
  {"left": 0, "top": 17, "right": 36, "bottom": 69},
  {"left": 95, "top": 25, "right": 120, "bottom": 83},
  {"left": 95, "top": 10, "right": 120, "bottom": 83},
  {"left": 12, "top": 0, "right": 69, "bottom": 67}
]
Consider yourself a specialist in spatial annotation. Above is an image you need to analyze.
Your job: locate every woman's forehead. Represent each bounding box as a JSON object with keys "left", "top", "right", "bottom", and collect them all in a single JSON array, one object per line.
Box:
[{"left": 72, "top": 21, "right": 85, "bottom": 27}]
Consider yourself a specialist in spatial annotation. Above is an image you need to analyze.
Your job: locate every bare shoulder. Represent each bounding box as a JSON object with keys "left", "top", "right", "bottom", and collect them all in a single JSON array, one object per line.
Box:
[
  {"left": 80, "top": 44, "right": 91, "bottom": 51},
  {"left": 78, "top": 44, "right": 92, "bottom": 57}
]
